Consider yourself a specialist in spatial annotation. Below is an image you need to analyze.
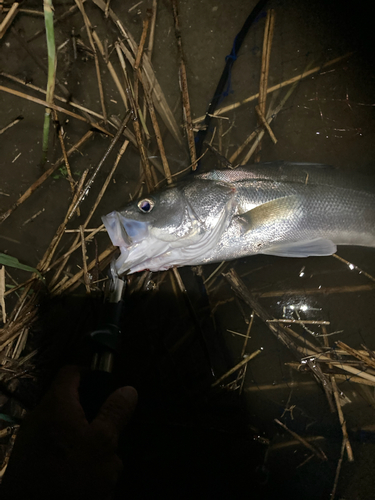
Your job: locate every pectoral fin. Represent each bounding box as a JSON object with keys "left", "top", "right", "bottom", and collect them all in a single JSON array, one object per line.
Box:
[
  {"left": 237, "top": 196, "right": 300, "bottom": 233},
  {"left": 235, "top": 197, "right": 337, "bottom": 257},
  {"left": 263, "top": 238, "right": 337, "bottom": 257}
]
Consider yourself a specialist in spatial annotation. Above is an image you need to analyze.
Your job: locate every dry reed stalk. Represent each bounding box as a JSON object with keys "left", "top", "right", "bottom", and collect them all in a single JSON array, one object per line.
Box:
[
  {"left": 193, "top": 52, "right": 354, "bottom": 124},
  {"left": 258, "top": 10, "right": 275, "bottom": 116},
  {"left": 238, "top": 364, "right": 247, "bottom": 394},
  {"left": 331, "top": 373, "right": 375, "bottom": 387},
  {"left": 0, "top": 426, "right": 19, "bottom": 479},
  {"left": 283, "top": 326, "right": 323, "bottom": 353},
  {"left": 274, "top": 419, "right": 327, "bottom": 461},
  {"left": 330, "top": 440, "right": 346, "bottom": 500},
  {"left": 0, "top": 115, "right": 23, "bottom": 135},
  {"left": 147, "top": 0, "right": 157, "bottom": 56},
  {"left": 64, "top": 226, "right": 106, "bottom": 233},
  {"left": 79, "top": 225, "right": 91, "bottom": 293},
  {"left": 50, "top": 139, "right": 129, "bottom": 291},
  {"left": 84, "top": 138, "right": 129, "bottom": 231},
  {"left": 212, "top": 350, "right": 261, "bottom": 387},
  {"left": 324, "top": 362, "right": 375, "bottom": 383},
  {"left": 0, "top": 129, "right": 94, "bottom": 224},
  {"left": 216, "top": 119, "right": 223, "bottom": 155},
  {"left": 270, "top": 436, "right": 325, "bottom": 451},
  {"left": 0, "top": 428, "right": 12, "bottom": 440},
  {"left": 0, "top": 85, "right": 110, "bottom": 135},
  {"left": 203, "top": 261, "right": 227, "bottom": 285},
  {"left": 51, "top": 246, "right": 117, "bottom": 295},
  {"left": 93, "top": 0, "right": 182, "bottom": 145},
  {"left": 92, "top": 29, "right": 128, "bottom": 110},
  {"left": 27, "top": 2, "right": 82, "bottom": 42},
  {"left": 69, "top": 115, "right": 130, "bottom": 217},
  {"left": 132, "top": 13, "right": 152, "bottom": 140},
  {"left": 10, "top": 327, "right": 29, "bottom": 360},
  {"left": 0, "top": 307, "right": 38, "bottom": 350},
  {"left": 0, "top": 2, "right": 19, "bottom": 39},
  {"left": 245, "top": 380, "right": 316, "bottom": 392},
  {"left": 53, "top": 109, "right": 75, "bottom": 195},
  {"left": 115, "top": 42, "right": 149, "bottom": 140},
  {"left": 227, "top": 329, "right": 254, "bottom": 339},
  {"left": 172, "top": 267, "right": 186, "bottom": 293},
  {"left": 332, "top": 375, "right": 354, "bottom": 461},
  {"left": 39, "top": 169, "right": 89, "bottom": 273},
  {"left": 130, "top": 31, "right": 173, "bottom": 184},
  {"left": 74, "top": 0, "right": 107, "bottom": 122},
  {"left": 132, "top": 117, "right": 153, "bottom": 191},
  {"left": 134, "top": 13, "right": 151, "bottom": 70},
  {"left": 171, "top": 0, "right": 197, "bottom": 170},
  {"left": 299, "top": 347, "right": 375, "bottom": 384},
  {"left": 22, "top": 209, "right": 45, "bottom": 227},
  {"left": 116, "top": 45, "right": 154, "bottom": 191},
  {"left": 104, "top": 0, "right": 111, "bottom": 17},
  {"left": 0, "top": 266, "right": 6, "bottom": 323},
  {"left": 3, "top": 7, "right": 41, "bottom": 16},
  {"left": 255, "top": 104, "right": 277, "bottom": 143},
  {"left": 332, "top": 254, "right": 375, "bottom": 282},
  {"left": 360, "top": 344, "right": 375, "bottom": 361},
  {"left": 267, "top": 318, "right": 330, "bottom": 325},
  {"left": 46, "top": 224, "right": 106, "bottom": 278},
  {"left": 241, "top": 77, "right": 299, "bottom": 165},
  {"left": 255, "top": 283, "right": 375, "bottom": 298},
  {"left": 240, "top": 312, "right": 254, "bottom": 357},
  {"left": 323, "top": 328, "right": 354, "bottom": 459},
  {"left": 254, "top": 9, "right": 275, "bottom": 161},
  {"left": 143, "top": 85, "right": 172, "bottom": 184},
  {"left": 229, "top": 129, "right": 258, "bottom": 164},
  {"left": 0, "top": 72, "right": 111, "bottom": 122},
  {"left": 230, "top": 90, "right": 279, "bottom": 165},
  {"left": 142, "top": 1, "right": 157, "bottom": 124},
  {"left": 336, "top": 340, "right": 375, "bottom": 371},
  {"left": 326, "top": 348, "right": 373, "bottom": 358}
]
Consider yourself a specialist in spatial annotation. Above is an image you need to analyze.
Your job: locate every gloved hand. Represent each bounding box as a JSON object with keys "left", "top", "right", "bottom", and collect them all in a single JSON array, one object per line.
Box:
[{"left": 1, "top": 365, "right": 138, "bottom": 500}]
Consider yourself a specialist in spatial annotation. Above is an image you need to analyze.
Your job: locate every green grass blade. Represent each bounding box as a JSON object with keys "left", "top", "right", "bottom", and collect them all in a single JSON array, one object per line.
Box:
[
  {"left": 0, "top": 253, "right": 43, "bottom": 280},
  {"left": 42, "top": 0, "right": 56, "bottom": 164}
]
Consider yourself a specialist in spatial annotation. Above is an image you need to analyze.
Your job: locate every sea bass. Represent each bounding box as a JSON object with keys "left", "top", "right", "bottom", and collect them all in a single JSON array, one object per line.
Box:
[{"left": 102, "top": 162, "right": 375, "bottom": 275}]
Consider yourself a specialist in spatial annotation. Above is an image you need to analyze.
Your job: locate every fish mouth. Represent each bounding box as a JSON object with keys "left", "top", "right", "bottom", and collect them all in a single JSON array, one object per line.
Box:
[
  {"left": 102, "top": 211, "right": 149, "bottom": 247},
  {"left": 102, "top": 211, "right": 174, "bottom": 275},
  {"left": 102, "top": 210, "right": 200, "bottom": 274},
  {"left": 102, "top": 211, "right": 152, "bottom": 273}
]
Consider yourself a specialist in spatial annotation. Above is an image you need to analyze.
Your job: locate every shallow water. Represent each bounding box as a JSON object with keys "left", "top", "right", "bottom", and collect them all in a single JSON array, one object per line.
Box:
[{"left": 1, "top": 0, "right": 375, "bottom": 498}]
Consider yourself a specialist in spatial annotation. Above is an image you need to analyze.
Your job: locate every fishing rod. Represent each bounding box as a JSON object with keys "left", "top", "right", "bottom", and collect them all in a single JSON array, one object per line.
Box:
[
  {"left": 79, "top": 260, "right": 126, "bottom": 422},
  {"left": 194, "top": 0, "right": 268, "bottom": 161}
]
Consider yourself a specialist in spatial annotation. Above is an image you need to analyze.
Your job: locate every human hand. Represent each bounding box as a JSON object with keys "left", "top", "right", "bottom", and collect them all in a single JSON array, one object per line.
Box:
[{"left": 1, "top": 365, "right": 138, "bottom": 500}]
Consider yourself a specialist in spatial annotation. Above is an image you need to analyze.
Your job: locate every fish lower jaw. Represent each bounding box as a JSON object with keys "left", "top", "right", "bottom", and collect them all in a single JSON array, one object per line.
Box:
[{"left": 115, "top": 240, "right": 173, "bottom": 275}]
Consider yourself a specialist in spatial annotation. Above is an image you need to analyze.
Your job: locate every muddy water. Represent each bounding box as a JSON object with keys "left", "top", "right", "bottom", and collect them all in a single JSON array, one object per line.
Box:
[{"left": 1, "top": 0, "right": 375, "bottom": 498}]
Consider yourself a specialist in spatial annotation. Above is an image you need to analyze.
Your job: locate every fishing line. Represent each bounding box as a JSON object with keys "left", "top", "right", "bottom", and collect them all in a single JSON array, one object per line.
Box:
[{"left": 194, "top": 0, "right": 268, "bottom": 161}]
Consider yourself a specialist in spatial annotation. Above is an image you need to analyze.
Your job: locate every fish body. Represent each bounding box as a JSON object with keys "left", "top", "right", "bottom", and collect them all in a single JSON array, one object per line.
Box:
[{"left": 102, "top": 162, "right": 375, "bottom": 275}]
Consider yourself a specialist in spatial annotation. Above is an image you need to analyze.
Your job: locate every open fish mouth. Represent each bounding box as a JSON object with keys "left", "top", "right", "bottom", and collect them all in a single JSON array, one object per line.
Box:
[
  {"left": 102, "top": 211, "right": 149, "bottom": 247},
  {"left": 102, "top": 211, "right": 171, "bottom": 274}
]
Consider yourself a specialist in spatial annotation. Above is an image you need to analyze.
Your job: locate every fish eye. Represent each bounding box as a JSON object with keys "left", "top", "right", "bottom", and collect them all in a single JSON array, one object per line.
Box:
[{"left": 137, "top": 198, "right": 154, "bottom": 213}]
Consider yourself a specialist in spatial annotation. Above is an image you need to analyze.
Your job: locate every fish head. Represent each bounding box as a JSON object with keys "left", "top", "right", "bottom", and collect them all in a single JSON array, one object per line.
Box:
[{"left": 102, "top": 179, "right": 235, "bottom": 274}]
